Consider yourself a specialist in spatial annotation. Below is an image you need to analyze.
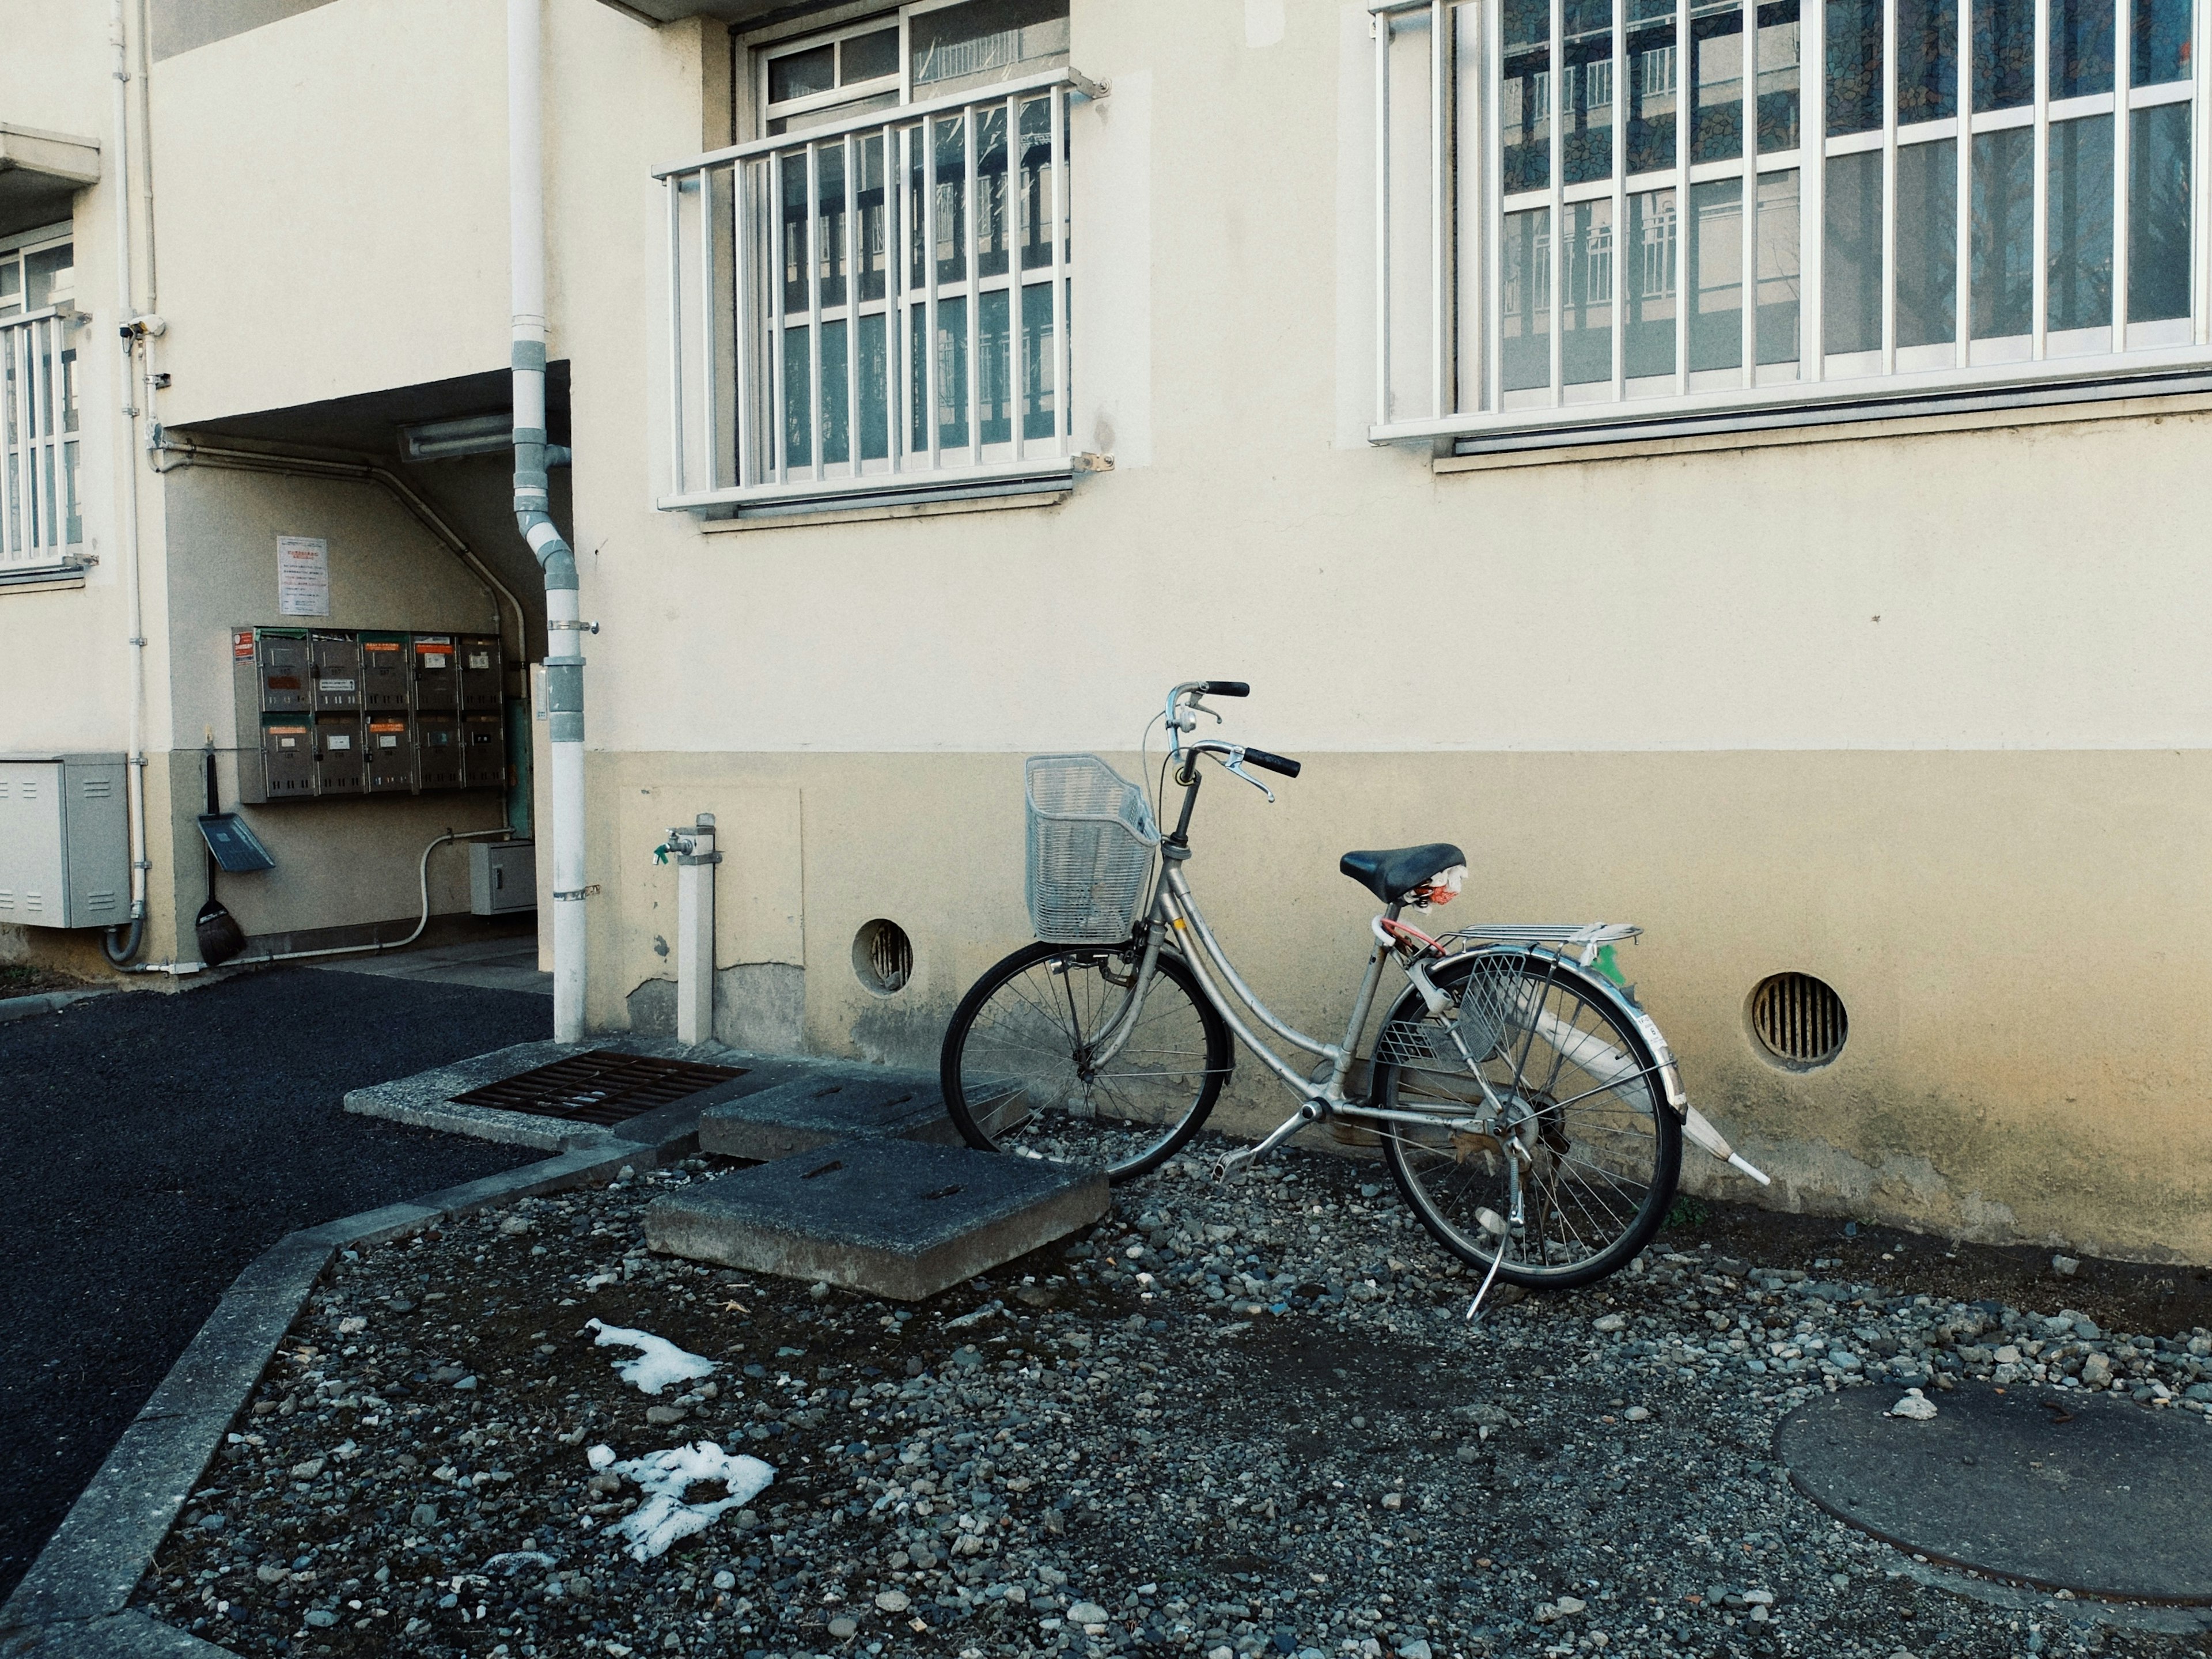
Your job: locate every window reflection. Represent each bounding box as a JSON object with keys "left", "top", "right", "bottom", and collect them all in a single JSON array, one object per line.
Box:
[
  {"left": 2130, "top": 104, "right": 2192, "bottom": 323},
  {"left": 1691, "top": 0, "right": 1744, "bottom": 162},
  {"left": 1895, "top": 0, "right": 1957, "bottom": 122},
  {"left": 1627, "top": 0, "right": 1678, "bottom": 173},
  {"left": 1826, "top": 0, "right": 1881, "bottom": 135},
  {"left": 1894, "top": 138, "right": 1958, "bottom": 347},
  {"left": 1755, "top": 0, "right": 1801, "bottom": 151}
]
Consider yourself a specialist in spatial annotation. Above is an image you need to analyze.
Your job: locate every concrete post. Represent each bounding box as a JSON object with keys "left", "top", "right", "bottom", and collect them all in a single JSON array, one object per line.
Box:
[{"left": 672, "top": 813, "right": 718, "bottom": 1046}]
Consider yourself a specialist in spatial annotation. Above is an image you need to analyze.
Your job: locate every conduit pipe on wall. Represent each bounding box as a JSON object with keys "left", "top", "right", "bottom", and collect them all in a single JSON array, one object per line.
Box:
[
  {"left": 510, "top": 0, "right": 588, "bottom": 1043},
  {"left": 146, "top": 435, "right": 529, "bottom": 664},
  {"left": 100, "top": 0, "right": 151, "bottom": 967}
]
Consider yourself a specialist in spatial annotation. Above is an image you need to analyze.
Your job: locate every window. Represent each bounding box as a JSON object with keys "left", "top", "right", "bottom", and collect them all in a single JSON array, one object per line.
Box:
[
  {"left": 1373, "top": 0, "right": 2209, "bottom": 442},
  {"left": 658, "top": 0, "right": 1084, "bottom": 514},
  {"left": 0, "top": 226, "right": 82, "bottom": 568}
]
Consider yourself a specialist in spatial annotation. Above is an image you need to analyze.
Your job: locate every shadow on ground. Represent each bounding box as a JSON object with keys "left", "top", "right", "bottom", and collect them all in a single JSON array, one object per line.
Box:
[{"left": 0, "top": 967, "right": 550, "bottom": 1603}]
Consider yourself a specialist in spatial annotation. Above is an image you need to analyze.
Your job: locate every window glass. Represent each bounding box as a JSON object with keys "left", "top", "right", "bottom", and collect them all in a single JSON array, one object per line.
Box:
[
  {"left": 2051, "top": 0, "right": 2116, "bottom": 97},
  {"left": 1564, "top": 0, "right": 1616, "bottom": 185},
  {"left": 1895, "top": 0, "right": 1957, "bottom": 122},
  {"left": 1893, "top": 138, "right": 1957, "bottom": 346},
  {"left": 1826, "top": 0, "right": 1881, "bottom": 135},
  {"left": 0, "top": 258, "right": 20, "bottom": 317},
  {"left": 25, "top": 246, "right": 73, "bottom": 312},
  {"left": 1502, "top": 207, "right": 1553, "bottom": 391},
  {"left": 1755, "top": 0, "right": 1801, "bottom": 151},
  {"left": 1691, "top": 0, "right": 1744, "bottom": 162},
  {"left": 2129, "top": 103, "right": 2192, "bottom": 321},
  {"left": 1971, "top": 126, "right": 2035, "bottom": 337},
  {"left": 1563, "top": 199, "right": 1615, "bottom": 383},
  {"left": 911, "top": 0, "right": 1070, "bottom": 97},
  {"left": 1688, "top": 180, "right": 1743, "bottom": 370},
  {"left": 1974, "top": 0, "right": 2035, "bottom": 108},
  {"left": 2133, "top": 0, "right": 2191, "bottom": 83},
  {"left": 1626, "top": 188, "right": 1679, "bottom": 377},
  {"left": 1754, "top": 170, "right": 1801, "bottom": 364},
  {"left": 769, "top": 43, "right": 835, "bottom": 104},
  {"left": 1626, "top": 0, "right": 1677, "bottom": 173},
  {"left": 1823, "top": 148, "right": 1883, "bottom": 354},
  {"left": 841, "top": 27, "right": 899, "bottom": 84},
  {"left": 1503, "top": 0, "right": 1554, "bottom": 192},
  {"left": 2047, "top": 114, "right": 2113, "bottom": 331}
]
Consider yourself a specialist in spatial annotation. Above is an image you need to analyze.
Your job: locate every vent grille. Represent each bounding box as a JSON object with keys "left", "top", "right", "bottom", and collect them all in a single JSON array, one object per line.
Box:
[
  {"left": 1751, "top": 973, "right": 1847, "bottom": 1067},
  {"left": 854, "top": 919, "right": 913, "bottom": 994},
  {"left": 452, "top": 1050, "right": 746, "bottom": 1125}
]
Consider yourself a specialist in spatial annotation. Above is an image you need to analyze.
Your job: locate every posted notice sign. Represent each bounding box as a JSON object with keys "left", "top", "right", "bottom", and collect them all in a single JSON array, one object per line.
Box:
[{"left": 276, "top": 536, "right": 329, "bottom": 617}]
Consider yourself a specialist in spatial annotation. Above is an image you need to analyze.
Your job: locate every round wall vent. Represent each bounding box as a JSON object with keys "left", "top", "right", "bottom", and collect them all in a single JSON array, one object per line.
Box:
[
  {"left": 1750, "top": 972, "right": 1847, "bottom": 1068},
  {"left": 853, "top": 919, "right": 913, "bottom": 995}
]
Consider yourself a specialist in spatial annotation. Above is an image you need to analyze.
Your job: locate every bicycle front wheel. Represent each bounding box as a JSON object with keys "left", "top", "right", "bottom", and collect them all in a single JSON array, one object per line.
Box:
[
  {"left": 1372, "top": 948, "right": 1681, "bottom": 1288},
  {"left": 940, "top": 940, "right": 1230, "bottom": 1183}
]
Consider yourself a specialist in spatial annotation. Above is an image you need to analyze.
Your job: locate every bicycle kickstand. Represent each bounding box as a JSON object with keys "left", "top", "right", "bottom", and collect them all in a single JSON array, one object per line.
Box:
[
  {"left": 1464, "top": 1208, "right": 1512, "bottom": 1325},
  {"left": 1210, "top": 1100, "right": 1327, "bottom": 1184}
]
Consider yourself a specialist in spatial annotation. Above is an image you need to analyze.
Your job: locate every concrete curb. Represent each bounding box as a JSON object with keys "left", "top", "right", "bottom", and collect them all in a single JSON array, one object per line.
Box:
[
  {"left": 0, "top": 988, "right": 108, "bottom": 1025},
  {"left": 0, "top": 1102, "right": 710, "bottom": 1657}
]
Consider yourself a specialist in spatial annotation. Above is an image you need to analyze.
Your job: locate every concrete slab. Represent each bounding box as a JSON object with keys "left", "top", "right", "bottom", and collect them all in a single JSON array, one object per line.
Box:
[
  {"left": 305, "top": 937, "right": 551, "bottom": 995},
  {"left": 698, "top": 1069, "right": 960, "bottom": 1161},
  {"left": 1777, "top": 1382, "right": 2212, "bottom": 1602},
  {"left": 643, "top": 1138, "right": 1107, "bottom": 1301}
]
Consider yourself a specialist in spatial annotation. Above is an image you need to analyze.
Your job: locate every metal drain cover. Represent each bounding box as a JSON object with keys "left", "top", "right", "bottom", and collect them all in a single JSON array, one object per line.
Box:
[{"left": 452, "top": 1050, "right": 747, "bottom": 1126}]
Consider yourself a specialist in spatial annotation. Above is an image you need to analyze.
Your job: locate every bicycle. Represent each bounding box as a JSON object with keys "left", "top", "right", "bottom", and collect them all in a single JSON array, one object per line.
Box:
[{"left": 938, "top": 680, "right": 1771, "bottom": 1291}]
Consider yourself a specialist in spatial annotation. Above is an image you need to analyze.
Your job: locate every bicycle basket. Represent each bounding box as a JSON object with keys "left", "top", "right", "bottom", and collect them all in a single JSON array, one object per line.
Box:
[
  {"left": 1455, "top": 949, "right": 1538, "bottom": 1060},
  {"left": 1024, "top": 754, "right": 1161, "bottom": 945}
]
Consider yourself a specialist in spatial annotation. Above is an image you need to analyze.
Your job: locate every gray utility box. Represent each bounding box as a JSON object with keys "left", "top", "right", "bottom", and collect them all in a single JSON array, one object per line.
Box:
[
  {"left": 469, "top": 839, "right": 536, "bottom": 915},
  {"left": 0, "top": 753, "right": 129, "bottom": 929}
]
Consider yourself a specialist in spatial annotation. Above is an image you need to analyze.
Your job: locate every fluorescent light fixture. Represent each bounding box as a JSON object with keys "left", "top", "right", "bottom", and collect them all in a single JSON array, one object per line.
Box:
[{"left": 399, "top": 411, "right": 513, "bottom": 462}]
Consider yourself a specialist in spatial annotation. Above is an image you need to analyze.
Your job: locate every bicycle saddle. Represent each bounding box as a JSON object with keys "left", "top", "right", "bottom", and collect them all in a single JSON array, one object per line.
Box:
[{"left": 1339, "top": 843, "right": 1465, "bottom": 903}]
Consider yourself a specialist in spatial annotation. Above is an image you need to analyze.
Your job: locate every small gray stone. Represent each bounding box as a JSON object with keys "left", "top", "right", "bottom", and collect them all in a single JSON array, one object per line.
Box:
[
  {"left": 713, "top": 1569, "right": 736, "bottom": 1590},
  {"left": 874, "top": 1589, "right": 911, "bottom": 1612},
  {"left": 304, "top": 1610, "right": 338, "bottom": 1628},
  {"left": 829, "top": 1615, "right": 859, "bottom": 1638},
  {"left": 1069, "top": 1601, "right": 1109, "bottom": 1623},
  {"left": 410, "top": 1503, "right": 440, "bottom": 1529}
]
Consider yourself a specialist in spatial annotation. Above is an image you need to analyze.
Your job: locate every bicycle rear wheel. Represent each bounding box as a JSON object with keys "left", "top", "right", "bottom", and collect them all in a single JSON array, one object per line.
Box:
[
  {"left": 1370, "top": 948, "right": 1680, "bottom": 1288},
  {"left": 940, "top": 940, "right": 1231, "bottom": 1183}
]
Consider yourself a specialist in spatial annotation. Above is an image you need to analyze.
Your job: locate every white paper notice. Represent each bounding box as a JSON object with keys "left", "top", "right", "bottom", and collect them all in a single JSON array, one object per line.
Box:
[{"left": 276, "top": 536, "right": 330, "bottom": 618}]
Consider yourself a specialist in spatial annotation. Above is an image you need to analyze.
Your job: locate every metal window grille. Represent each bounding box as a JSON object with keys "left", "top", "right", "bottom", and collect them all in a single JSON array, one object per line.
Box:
[
  {"left": 1372, "top": 0, "right": 2212, "bottom": 438},
  {"left": 656, "top": 71, "right": 1083, "bottom": 514},
  {"left": 0, "top": 312, "right": 79, "bottom": 572}
]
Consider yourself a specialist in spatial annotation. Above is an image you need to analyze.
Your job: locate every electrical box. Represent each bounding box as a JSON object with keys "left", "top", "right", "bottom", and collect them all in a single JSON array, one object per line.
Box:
[
  {"left": 233, "top": 627, "right": 310, "bottom": 714},
  {"left": 460, "top": 711, "right": 507, "bottom": 789},
  {"left": 0, "top": 753, "right": 129, "bottom": 929},
  {"left": 412, "top": 634, "right": 459, "bottom": 710},
  {"left": 459, "top": 635, "right": 503, "bottom": 711},
  {"left": 469, "top": 838, "right": 536, "bottom": 915},
  {"left": 310, "top": 632, "right": 363, "bottom": 713},
  {"left": 314, "top": 714, "right": 364, "bottom": 795},
  {"left": 359, "top": 633, "right": 410, "bottom": 709},
  {"left": 228, "top": 626, "right": 507, "bottom": 802},
  {"left": 364, "top": 717, "right": 416, "bottom": 793},
  {"left": 239, "top": 716, "right": 315, "bottom": 804},
  {"left": 415, "top": 713, "right": 462, "bottom": 790}
]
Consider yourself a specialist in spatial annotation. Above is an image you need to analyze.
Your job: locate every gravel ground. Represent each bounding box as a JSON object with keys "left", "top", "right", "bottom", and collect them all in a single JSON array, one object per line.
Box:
[
  {"left": 0, "top": 967, "right": 547, "bottom": 1604},
  {"left": 133, "top": 1131, "right": 2212, "bottom": 1659}
]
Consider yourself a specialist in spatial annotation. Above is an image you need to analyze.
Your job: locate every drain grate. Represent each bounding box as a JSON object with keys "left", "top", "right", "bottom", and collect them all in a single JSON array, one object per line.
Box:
[{"left": 453, "top": 1050, "right": 747, "bottom": 1126}]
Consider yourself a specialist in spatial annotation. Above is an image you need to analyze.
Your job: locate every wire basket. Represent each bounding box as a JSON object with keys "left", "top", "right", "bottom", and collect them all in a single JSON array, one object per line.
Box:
[
  {"left": 1025, "top": 754, "right": 1161, "bottom": 945},
  {"left": 1455, "top": 950, "right": 1537, "bottom": 1061}
]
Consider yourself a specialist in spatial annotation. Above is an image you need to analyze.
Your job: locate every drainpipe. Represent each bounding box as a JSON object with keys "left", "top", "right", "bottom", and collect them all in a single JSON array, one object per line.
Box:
[
  {"left": 509, "top": 0, "right": 588, "bottom": 1042},
  {"left": 101, "top": 0, "right": 150, "bottom": 967}
]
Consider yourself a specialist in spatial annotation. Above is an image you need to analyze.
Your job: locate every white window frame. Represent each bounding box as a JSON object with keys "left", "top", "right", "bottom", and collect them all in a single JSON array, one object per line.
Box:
[
  {"left": 1372, "top": 0, "right": 2212, "bottom": 449},
  {"left": 1, "top": 222, "right": 84, "bottom": 570},
  {"left": 655, "top": 1, "right": 1092, "bottom": 516}
]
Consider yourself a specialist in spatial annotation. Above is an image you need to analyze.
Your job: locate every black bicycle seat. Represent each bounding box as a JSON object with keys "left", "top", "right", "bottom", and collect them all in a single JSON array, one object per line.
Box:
[{"left": 1339, "top": 843, "right": 1465, "bottom": 903}]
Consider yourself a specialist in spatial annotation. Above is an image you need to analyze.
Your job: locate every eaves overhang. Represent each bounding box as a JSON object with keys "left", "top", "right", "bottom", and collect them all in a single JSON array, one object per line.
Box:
[{"left": 0, "top": 123, "right": 100, "bottom": 238}]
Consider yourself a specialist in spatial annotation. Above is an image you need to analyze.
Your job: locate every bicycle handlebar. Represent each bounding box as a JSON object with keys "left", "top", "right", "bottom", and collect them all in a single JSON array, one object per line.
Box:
[
  {"left": 1200, "top": 680, "right": 1249, "bottom": 698},
  {"left": 1240, "top": 745, "right": 1301, "bottom": 778}
]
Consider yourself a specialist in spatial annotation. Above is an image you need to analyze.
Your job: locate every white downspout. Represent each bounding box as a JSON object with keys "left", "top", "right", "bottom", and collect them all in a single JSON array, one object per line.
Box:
[
  {"left": 509, "top": 0, "right": 588, "bottom": 1041},
  {"left": 101, "top": 0, "right": 151, "bottom": 967}
]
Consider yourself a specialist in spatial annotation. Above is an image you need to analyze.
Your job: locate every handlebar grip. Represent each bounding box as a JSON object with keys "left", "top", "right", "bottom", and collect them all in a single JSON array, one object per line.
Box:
[
  {"left": 1241, "top": 745, "right": 1301, "bottom": 779},
  {"left": 1200, "top": 681, "right": 1250, "bottom": 698}
]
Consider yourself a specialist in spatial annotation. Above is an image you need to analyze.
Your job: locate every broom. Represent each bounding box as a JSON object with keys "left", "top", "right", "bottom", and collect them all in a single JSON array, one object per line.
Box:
[{"left": 195, "top": 748, "right": 247, "bottom": 967}]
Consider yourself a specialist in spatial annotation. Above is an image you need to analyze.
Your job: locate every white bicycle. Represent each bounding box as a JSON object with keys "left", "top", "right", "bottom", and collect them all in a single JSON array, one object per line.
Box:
[{"left": 940, "top": 681, "right": 1768, "bottom": 1290}]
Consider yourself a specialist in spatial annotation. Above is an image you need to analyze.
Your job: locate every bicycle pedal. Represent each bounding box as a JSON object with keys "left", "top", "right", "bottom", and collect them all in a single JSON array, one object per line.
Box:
[{"left": 1210, "top": 1152, "right": 1253, "bottom": 1184}]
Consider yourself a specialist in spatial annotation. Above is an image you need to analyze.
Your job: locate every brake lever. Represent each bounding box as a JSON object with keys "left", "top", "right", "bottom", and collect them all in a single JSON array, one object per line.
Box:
[
  {"left": 1219, "top": 749, "right": 1276, "bottom": 804},
  {"left": 1175, "top": 697, "right": 1224, "bottom": 735}
]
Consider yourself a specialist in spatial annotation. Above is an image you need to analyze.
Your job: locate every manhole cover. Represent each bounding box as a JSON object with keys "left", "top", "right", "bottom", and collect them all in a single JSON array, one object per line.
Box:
[
  {"left": 453, "top": 1050, "right": 747, "bottom": 1126},
  {"left": 1777, "top": 1384, "right": 2212, "bottom": 1603}
]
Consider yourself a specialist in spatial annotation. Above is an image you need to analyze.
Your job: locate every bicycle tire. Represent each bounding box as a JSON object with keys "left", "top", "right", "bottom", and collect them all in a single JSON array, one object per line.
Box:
[
  {"left": 940, "top": 939, "right": 1232, "bottom": 1183},
  {"left": 1369, "top": 947, "right": 1681, "bottom": 1289}
]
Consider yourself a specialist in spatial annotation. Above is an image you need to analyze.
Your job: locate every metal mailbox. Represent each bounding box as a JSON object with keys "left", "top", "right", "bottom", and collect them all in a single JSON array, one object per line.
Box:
[
  {"left": 233, "top": 627, "right": 310, "bottom": 714},
  {"left": 415, "top": 713, "right": 462, "bottom": 790},
  {"left": 359, "top": 633, "right": 411, "bottom": 709},
  {"left": 309, "top": 632, "right": 363, "bottom": 713},
  {"left": 411, "top": 634, "right": 459, "bottom": 710},
  {"left": 241, "top": 717, "right": 315, "bottom": 804},
  {"left": 313, "top": 714, "right": 365, "bottom": 795},
  {"left": 364, "top": 716, "right": 416, "bottom": 793},
  {"left": 460, "top": 711, "right": 507, "bottom": 789},
  {"left": 459, "top": 635, "right": 503, "bottom": 711}
]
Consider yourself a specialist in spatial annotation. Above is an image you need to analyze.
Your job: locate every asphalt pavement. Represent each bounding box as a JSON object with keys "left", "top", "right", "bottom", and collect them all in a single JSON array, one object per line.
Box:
[{"left": 0, "top": 967, "right": 550, "bottom": 1605}]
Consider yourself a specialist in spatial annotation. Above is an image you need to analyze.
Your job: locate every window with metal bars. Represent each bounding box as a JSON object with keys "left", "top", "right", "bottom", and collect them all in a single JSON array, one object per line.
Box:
[
  {"left": 657, "top": 0, "right": 1086, "bottom": 514},
  {"left": 1372, "top": 0, "right": 2210, "bottom": 442},
  {"left": 0, "top": 227, "right": 82, "bottom": 570}
]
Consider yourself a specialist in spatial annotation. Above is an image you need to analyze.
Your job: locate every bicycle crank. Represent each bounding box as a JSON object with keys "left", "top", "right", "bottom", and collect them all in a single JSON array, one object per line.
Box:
[{"left": 1209, "top": 1099, "right": 1328, "bottom": 1183}]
